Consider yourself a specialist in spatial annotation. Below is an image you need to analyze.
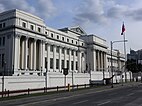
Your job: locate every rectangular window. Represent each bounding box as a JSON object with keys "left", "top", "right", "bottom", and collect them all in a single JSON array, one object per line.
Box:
[
  {"left": 45, "top": 57, "right": 47, "bottom": 69},
  {"left": 2, "top": 54, "right": 4, "bottom": 67},
  {"left": 3, "top": 23, "right": 5, "bottom": 27},
  {"left": 61, "top": 60, "right": 64, "bottom": 69},
  {"left": 76, "top": 61, "right": 78, "bottom": 70},
  {"left": 50, "top": 45, "right": 53, "bottom": 52},
  {"left": 0, "top": 24, "right": 2, "bottom": 28},
  {"left": 45, "top": 44, "right": 47, "bottom": 51},
  {"left": 71, "top": 61, "right": 74, "bottom": 70},
  {"left": 67, "top": 60, "right": 69, "bottom": 69},
  {"left": 0, "top": 54, "right": 2, "bottom": 67},
  {"left": 56, "top": 46, "right": 59, "bottom": 53},
  {"left": 62, "top": 37, "right": 64, "bottom": 41},
  {"left": 57, "top": 35, "right": 59, "bottom": 39},
  {"left": 3, "top": 37, "right": 5, "bottom": 46},
  {"left": 76, "top": 51, "right": 78, "bottom": 56},
  {"left": 22, "top": 22, "right": 26, "bottom": 28},
  {"left": 30, "top": 25, "right": 34, "bottom": 30},
  {"left": 82, "top": 53, "right": 84, "bottom": 57},
  {"left": 67, "top": 38, "right": 69, "bottom": 42},
  {"left": 51, "top": 33, "right": 53, "bottom": 37},
  {"left": 56, "top": 59, "right": 59, "bottom": 69},
  {"left": 0, "top": 37, "right": 1, "bottom": 46},
  {"left": 72, "top": 40, "right": 73, "bottom": 43},
  {"left": 50, "top": 58, "right": 53, "bottom": 69},
  {"left": 67, "top": 49, "right": 69, "bottom": 55},
  {"left": 62, "top": 48, "right": 64, "bottom": 54},
  {"left": 38, "top": 27, "right": 41, "bottom": 32},
  {"left": 71, "top": 50, "right": 74, "bottom": 55}
]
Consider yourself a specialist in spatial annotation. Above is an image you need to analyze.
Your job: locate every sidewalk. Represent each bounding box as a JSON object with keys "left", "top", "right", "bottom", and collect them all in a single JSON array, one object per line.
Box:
[{"left": 0, "top": 81, "right": 141, "bottom": 104}]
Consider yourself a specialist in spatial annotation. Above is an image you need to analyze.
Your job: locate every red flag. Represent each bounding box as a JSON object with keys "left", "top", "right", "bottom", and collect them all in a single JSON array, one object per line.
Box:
[{"left": 121, "top": 23, "right": 125, "bottom": 35}]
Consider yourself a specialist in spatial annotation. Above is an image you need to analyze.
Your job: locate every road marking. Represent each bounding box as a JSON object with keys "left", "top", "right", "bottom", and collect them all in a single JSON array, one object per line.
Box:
[
  {"left": 97, "top": 101, "right": 111, "bottom": 106},
  {"left": 73, "top": 100, "right": 88, "bottom": 105},
  {"left": 127, "top": 93, "right": 134, "bottom": 96},
  {"left": 109, "top": 92, "right": 117, "bottom": 96}
]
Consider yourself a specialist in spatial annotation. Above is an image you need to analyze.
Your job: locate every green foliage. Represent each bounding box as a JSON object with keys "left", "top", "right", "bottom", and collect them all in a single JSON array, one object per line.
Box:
[{"left": 126, "top": 59, "right": 142, "bottom": 73}]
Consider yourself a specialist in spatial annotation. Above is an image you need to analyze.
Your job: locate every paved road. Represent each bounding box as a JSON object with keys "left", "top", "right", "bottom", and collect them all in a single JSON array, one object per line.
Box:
[{"left": 1, "top": 82, "right": 142, "bottom": 106}]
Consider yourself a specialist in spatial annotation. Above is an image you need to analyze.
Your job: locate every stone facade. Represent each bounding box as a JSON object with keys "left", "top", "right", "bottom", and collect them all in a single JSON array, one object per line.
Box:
[{"left": 0, "top": 9, "right": 125, "bottom": 76}]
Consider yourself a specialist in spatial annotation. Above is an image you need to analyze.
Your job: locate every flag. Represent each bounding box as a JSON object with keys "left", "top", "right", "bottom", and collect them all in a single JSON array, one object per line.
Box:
[{"left": 121, "top": 22, "right": 125, "bottom": 35}]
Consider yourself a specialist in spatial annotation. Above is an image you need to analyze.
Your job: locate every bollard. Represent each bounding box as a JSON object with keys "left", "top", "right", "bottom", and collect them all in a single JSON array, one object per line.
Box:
[{"left": 68, "top": 83, "right": 70, "bottom": 92}]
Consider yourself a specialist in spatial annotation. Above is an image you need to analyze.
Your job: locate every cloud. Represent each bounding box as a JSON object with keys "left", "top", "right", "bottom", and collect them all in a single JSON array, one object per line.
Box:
[
  {"left": 0, "top": 0, "right": 56, "bottom": 19},
  {"left": 73, "top": 0, "right": 142, "bottom": 27},
  {"left": 126, "top": 8, "right": 142, "bottom": 21},
  {"left": 74, "top": 0, "right": 108, "bottom": 26}
]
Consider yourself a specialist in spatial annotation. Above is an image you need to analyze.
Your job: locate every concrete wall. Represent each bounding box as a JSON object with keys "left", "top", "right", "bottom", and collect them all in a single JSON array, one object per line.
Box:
[{"left": 0, "top": 71, "right": 132, "bottom": 91}]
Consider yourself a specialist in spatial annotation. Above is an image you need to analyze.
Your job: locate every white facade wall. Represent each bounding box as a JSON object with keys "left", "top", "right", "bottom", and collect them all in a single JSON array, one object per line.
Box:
[{"left": 0, "top": 9, "right": 131, "bottom": 90}]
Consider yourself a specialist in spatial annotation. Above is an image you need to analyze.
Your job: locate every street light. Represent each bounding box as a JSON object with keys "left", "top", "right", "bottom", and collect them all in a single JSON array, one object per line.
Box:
[
  {"left": 2, "top": 61, "right": 6, "bottom": 98},
  {"left": 111, "top": 40, "right": 128, "bottom": 88}
]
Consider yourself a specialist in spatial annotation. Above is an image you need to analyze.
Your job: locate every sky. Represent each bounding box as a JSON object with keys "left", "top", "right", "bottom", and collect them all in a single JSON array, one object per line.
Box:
[{"left": 0, "top": 0, "right": 142, "bottom": 53}]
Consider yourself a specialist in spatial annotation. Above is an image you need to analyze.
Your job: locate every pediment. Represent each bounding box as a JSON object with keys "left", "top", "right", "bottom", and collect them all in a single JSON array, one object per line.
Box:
[{"left": 69, "top": 26, "right": 87, "bottom": 35}]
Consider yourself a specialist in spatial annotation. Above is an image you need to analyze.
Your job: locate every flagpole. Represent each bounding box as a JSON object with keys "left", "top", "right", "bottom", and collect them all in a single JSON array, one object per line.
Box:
[{"left": 123, "top": 30, "right": 127, "bottom": 83}]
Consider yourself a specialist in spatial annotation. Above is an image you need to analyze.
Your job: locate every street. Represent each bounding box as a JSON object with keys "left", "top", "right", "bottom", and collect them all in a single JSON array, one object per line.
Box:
[{"left": 0, "top": 83, "right": 142, "bottom": 106}]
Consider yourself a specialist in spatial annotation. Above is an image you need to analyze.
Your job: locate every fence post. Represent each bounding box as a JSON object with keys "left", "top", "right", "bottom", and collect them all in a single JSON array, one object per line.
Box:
[
  {"left": 85, "top": 84, "right": 86, "bottom": 88},
  {"left": 28, "top": 88, "right": 30, "bottom": 95},
  {"left": 8, "top": 90, "right": 9, "bottom": 97},
  {"left": 57, "top": 86, "right": 58, "bottom": 91}
]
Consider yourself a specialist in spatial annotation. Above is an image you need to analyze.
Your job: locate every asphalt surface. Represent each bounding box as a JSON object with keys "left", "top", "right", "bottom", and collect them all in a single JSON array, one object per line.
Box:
[{"left": 0, "top": 82, "right": 142, "bottom": 106}]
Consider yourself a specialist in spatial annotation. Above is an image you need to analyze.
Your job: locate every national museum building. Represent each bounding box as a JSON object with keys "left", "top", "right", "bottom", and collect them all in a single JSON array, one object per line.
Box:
[{"left": 0, "top": 9, "right": 125, "bottom": 76}]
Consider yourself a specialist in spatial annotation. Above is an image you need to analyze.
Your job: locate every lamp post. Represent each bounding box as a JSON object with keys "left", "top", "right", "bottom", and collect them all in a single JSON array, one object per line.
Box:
[
  {"left": 111, "top": 40, "right": 127, "bottom": 88},
  {"left": 2, "top": 61, "right": 6, "bottom": 98}
]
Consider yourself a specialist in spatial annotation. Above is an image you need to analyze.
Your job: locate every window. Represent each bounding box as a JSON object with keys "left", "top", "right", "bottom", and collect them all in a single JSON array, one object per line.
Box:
[
  {"left": 82, "top": 43, "right": 84, "bottom": 46},
  {"left": 72, "top": 40, "right": 73, "bottom": 43},
  {"left": 67, "top": 60, "right": 69, "bottom": 69},
  {"left": 22, "top": 22, "right": 26, "bottom": 28},
  {"left": 76, "top": 51, "right": 78, "bottom": 56},
  {"left": 0, "top": 24, "right": 2, "bottom": 28},
  {"left": 57, "top": 35, "right": 59, "bottom": 39},
  {"left": 45, "top": 31, "right": 47, "bottom": 34},
  {"left": 51, "top": 33, "right": 53, "bottom": 38},
  {"left": 61, "top": 60, "right": 64, "bottom": 69},
  {"left": 71, "top": 50, "right": 74, "bottom": 55},
  {"left": 45, "top": 44, "right": 47, "bottom": 51},
  {"left": 62, "top": 37, "right": 64, "bottom": 41},
  {"left": 76, "top": 41, "right": 78, "bottom": 45},
  {"left": 82, "top": 53, "right": 84, "bottom": 57},
  {"left": 67, "top": 49, "right": 69, "bottom": 55},
  {"left": 38, "top": 27, "right": 41, "bottom": 32},
  {"left": 56, "top": 59, "right": 59, "bottom": 69},
  {"left": 50, "top": 58, "right": 53, "bottom": 69},
  {"left": 0, "top": 54, "right": 2, "bottom": 67},
  {"left": 50, "top": 45, "right": 53, "bottom": 52},
  {"left": 3, "top": 23, "right": 5, "bottom": 27},
  {"left": 3, "top": 37, "right": 5, "bottom": 46},
  {"left": 45, "top": 57, "right": 47, "bottom": 69},
  {"left": 62, "top": 48, "right": 64, "bottom": 54},
  {"left": 71, "top": 61, "right": 74, "bottom": 70},
  {"left": 30, "top": 25, "right": 34, "bottom": 30},
  {"left": 0, "top": 37, "right": 1, "bottom": 46},
  {"left": 2, "top": 54, "right": 4, "bottom": 67},
  {"left": 76, "top": 61, "right": 78, "bottom": 70},
  {"left": 56, "top": 46, "right": 59, "bottom": 53},
  {"left": 67, "top": 38, "right": 69, "bottom": 42}
]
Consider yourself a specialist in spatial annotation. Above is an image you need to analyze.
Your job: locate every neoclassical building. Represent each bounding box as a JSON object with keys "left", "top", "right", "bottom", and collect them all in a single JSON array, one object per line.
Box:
[{"left": 0, "top": 9, "right": 125, "bottom": 76}]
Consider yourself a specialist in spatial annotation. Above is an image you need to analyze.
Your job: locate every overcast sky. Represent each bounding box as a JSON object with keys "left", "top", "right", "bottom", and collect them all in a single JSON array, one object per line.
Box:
[{"left": 0, "top": 0, "right": 142, "bottom": 53}]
